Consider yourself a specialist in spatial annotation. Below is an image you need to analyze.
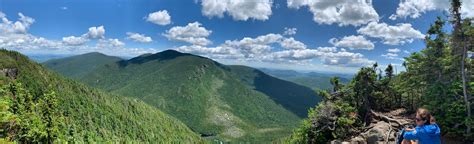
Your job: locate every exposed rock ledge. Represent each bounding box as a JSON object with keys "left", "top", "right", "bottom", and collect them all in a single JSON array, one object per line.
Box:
[
  {"left": 1, "top": 68, "right": 18, "bottom": 79},
  {"left": 330, "top": 109, "right": 413, "bottom": 144}
]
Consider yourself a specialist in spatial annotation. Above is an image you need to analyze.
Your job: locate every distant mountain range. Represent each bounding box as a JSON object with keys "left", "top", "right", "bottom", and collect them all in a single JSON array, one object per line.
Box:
[
  {"left": 0, "top": 50, "right": 202, "bottom": 142},
  {"left": 259, "top": 68, "right": 352, "bottom": 90},
  {"left": 43, "top": 50, "right": 322, "bottom": 142}
]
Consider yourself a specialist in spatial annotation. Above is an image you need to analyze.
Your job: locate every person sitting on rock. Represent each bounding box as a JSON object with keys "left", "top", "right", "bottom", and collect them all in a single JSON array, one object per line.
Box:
[{"left": 401, "top": 108, "right": 441, "bottom": 144}]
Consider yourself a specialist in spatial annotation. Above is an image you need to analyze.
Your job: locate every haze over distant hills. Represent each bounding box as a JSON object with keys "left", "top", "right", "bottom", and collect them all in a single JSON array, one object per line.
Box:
[
  {"left": 259, "top": 68, "right": 352, "bottom": 90},
  {"left": 43, "top": 50, "right": 322, "bottom": 142}
]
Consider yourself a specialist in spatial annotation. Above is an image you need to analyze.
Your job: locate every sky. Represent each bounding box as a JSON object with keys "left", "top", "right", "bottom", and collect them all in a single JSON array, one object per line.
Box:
[{"left": 0, "top": 0, "right": 473, "bottom": 74}]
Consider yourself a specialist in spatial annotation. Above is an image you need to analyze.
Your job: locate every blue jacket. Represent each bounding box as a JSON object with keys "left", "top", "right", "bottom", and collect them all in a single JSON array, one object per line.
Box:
[{"left": 403, "top": 124, "right": 441, "bottom": 144}]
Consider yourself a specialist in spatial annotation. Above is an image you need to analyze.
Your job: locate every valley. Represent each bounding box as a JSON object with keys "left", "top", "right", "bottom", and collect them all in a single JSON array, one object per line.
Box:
[{"left": 44, "top": 50, "right": 322, "bottom": 142}]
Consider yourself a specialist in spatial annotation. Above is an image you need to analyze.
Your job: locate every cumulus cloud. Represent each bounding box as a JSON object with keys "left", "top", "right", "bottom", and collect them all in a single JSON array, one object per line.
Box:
[
  {"left": 176, "top": 45, "right": 244, "bottom": 59},
  {"left": 62, "top": 36, "right": 88, "bottom": 46},
  {"left": 200, "top": 0, "right": 273, "bottom": 21},
  {"left": 461, "top": 0, "right": 474, "bottom": 18},
  {"left": 266, "top": 47, "right": 374, "bottom": 66},
  {"left": 287, "top": 0, "right": 379, "bottom": 26},
  {"left": 175, "top": 33, "right": 374, "bottom": 67},
  {"left": 84, "top": 26, "right": 105, "bottom": 39},
  {"left": 280, "top": 37, "right": 307, "bottom": 49},
  {"left": 126, "top": 32, "right": 152, "bottom": 43},
  {"left": 0, "top": 12, "right": 35, "bottom": 33},
  {"left": 320, "top": 51, "right": 375, "bottom": 67},
  {"left": 389, "top": 0, "right": 474, "bottom": 20},
  {"left": 382, "top": 48, "right": 403, "bottom": 60},
  {"left": 98, "top": 38, "right": 125, "bottom": 48},
  {"left": 61, "top": 25, "right": 106, "bottom": 45},
  {"left": 0, "top": 12, "right": 154, "bottom": 57},
  {"left": 357, "top": 22, "right": 424, "bottom": 45},
  {"left": 220, "top": 33, "right": 307, "bottom": 56},
  {"left": 146, "top": 10, "right": 171, "bottom": 25},
  {"left": 163, "top": 22, "right": 212, "bottom": 46},
  {"left": 382, "top": 53, "right": 400, "bottom": 60},
  {"left": 283, "top": 27, "right": 297, "bottom": 35},
  {"left": 222, "top": 33, "right": 282, "bottom": 58},
  {"left": 387, "top": 48, "right": 401, "bottom": 53},
  {"left": 329, "top": 35, "right": 374, "bottom": 50}
]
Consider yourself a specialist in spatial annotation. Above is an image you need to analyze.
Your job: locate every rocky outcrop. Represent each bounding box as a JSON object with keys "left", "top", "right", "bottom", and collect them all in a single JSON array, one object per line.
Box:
[
  {"left": 0, "top": 68, "right": 18, "bottom": 79},
  {"left": 331, "top": 109, "right": 414, "bottom": 144}
]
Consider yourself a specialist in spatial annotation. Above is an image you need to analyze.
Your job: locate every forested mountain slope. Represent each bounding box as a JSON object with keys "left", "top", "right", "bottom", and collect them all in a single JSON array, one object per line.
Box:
[
  {"left": 43, "top": 52, "right": 122, "bottom": 79},
  {"left": 0, "top": 49, "right": 202, "bottom": 143},
  {"left": 44, "top": 50, "right": 321, "bottom": 142}
]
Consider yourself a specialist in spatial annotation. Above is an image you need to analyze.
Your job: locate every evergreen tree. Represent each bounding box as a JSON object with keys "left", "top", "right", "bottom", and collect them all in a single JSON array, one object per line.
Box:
[
  {"left": 450, "top": 0, "right": 471, "bottom": 134},
  {"left": 385, "top": 64, "right": 394, "bottom": 79},
  {"left": 330, "top": 77, "right": 342, "bottom": 92}
]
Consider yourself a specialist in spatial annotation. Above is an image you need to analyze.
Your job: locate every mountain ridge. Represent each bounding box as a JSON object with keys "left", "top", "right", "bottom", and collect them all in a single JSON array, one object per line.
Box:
[{"left": 44, "top": 50, "right": 322, "bottom": 142}]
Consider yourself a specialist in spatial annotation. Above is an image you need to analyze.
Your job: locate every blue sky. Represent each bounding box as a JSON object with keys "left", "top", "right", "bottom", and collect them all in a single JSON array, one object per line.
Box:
[{"left": 1, "top": 0, "right": 473, "bottom": 73}]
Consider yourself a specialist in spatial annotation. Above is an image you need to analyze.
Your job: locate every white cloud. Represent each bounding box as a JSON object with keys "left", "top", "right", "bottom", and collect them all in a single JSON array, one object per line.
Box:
[
  {"left": 280, "top": 37, "right": 307, "bottom": 49},
  {"left": 283, "top": 27, "right": 297, "bottom": 35},
  {"left": 320, "top": 51, "right": 375, "bottom": 67},
  {"left": 176, "top": 45, "right": 244, "bottom": 59},
  {"left": 126, "top": 32, "right": 152, "bottom": 43},
  {"left": 223, "top": 33, "right": 282, "bottom": 58},
  {"left": 387, "top": 48, "right": 401, "bottom": 53},
  {"left": 461, "top": 0, "right": 474, "bottom": 18},
  {"left": 403, "top": 50, "right": 410, "bottom": 54},
  {"left": 62, "top": 36, "right": 88, "bottom": 46},
  {"left": 174, "top": 32, "right": 374, "bottom": 67},
  {"left": 0, "top": 12, "right": 35, "bottom": 34},
  {"left": 146, "top": 10, "right": 171, "bottom": 25},
  {"left": 163, "top": 22, "right": 212, "bottom": 46},
  {"left": 221, "top": 33, "right": 308, "bottom": 54},
  {"left": 389, "top": 0, "right": 474, "bottom": 20},
  {"left": 357, "top": 22, "right": 424, "bottom": 45},
  {"left": 62, "top": 25, "right": 106, "bottom": 45},
  {"left": 329, "top": 35, "right": 374, "bottom": 50},
  {"left": 383, "top": 48, "right": 403, "bottom": 60},
  {"left": 267, "top": 47, "right": 374, "bottom": 67},
  {"left": 382, "top": 52, "right": 401, "bottom": 60},
  {"left": 0, "top": 12, "right": 154, "bottom": 57},
  {"left": 84, "top": 26, "right": 105, "bottom": 39},
  {"left": 287, "top": 0, "right": 379, "bottom": 26},
  {"left": 98, "top": 38, "right": 125, "bottom": 48},
  {"left": 200, "top": 0, "right": 273, "bottom": 21}
]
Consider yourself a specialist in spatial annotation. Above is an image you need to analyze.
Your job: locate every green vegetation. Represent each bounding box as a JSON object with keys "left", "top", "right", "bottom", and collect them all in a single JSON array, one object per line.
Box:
[
  {"left": 287, "top": 1, "right": 474, "bottom": 142},
  {"left": 0, "top": 49, "right": 202, "bottom": 143},
  {"left": 43, "top": 52, "right": 122, "bottom": 79},
  {"left": 44, "top": 50, "right": 321, "bottom": 142}
]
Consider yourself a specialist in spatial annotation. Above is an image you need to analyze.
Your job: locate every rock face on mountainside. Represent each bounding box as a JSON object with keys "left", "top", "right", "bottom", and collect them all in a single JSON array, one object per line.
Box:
[
  {"left": 0, "top": 68, "right": 18, "bottom": 79},
  {"left": 331, "top": 109, "right": 414, "bottom": 144}
]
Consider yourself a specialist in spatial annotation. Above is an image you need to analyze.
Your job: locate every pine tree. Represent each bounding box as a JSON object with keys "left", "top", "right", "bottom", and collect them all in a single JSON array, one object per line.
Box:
[
  {"left": 451, "top": 0, "right": 471, "bottom": 134},
  {"left": 330, "top": 77, "right": 342, "bottom": 92},
  {"left": 385, "top": 64, "right": 394, "bottom": 79}
]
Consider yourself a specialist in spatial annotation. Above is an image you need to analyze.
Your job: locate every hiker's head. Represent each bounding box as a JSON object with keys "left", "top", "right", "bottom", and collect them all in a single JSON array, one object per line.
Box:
[{"left": 415, "top": 108, "right": 435, "bottom": 126}]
